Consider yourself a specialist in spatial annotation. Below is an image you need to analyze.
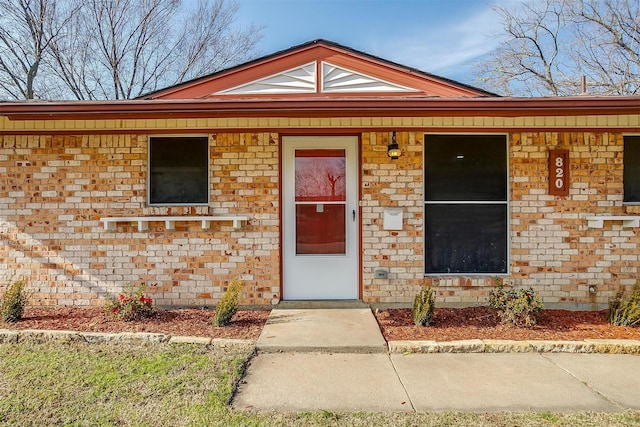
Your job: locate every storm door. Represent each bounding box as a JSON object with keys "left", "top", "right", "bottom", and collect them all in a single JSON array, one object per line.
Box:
[{"left": 282, "top": 136, "right": 358, "bottom": 300}]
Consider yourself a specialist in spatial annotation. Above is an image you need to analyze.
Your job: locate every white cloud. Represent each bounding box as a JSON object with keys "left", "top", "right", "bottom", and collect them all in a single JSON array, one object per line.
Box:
[{"left": 371, "top": 1, "right": 513, "bottom": 80}]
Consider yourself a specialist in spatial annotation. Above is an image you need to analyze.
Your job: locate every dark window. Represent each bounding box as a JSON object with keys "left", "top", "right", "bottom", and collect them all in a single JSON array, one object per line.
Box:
[
  {"left": 624, "top": 136, "right": 640, "bottom": 203},
  {"left": 149, "top": 137, "right": 208, "bottom": 205},
  {"left": 425, "top": 135, "right": 507, "bottom": 201},
  {"left": 424, "top": 135, "right": 508, "bottom": 274}
]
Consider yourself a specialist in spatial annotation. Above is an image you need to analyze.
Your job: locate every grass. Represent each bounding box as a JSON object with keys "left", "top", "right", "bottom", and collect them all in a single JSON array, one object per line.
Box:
[
  {"left": 0, "top": 341, "right": 251, "bottom": 426},
  {"left": 1, "top": 342, "right": 639, "bottom": 427}
]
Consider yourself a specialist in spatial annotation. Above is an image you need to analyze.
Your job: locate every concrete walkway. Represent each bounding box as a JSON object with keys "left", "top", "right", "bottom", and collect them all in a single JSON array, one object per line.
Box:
[
  {"left": 255, "top": 308, "right": 387, "bottom": 353},
  {"left": 233, "top": 308, "right": 640, "bottom": 412}
]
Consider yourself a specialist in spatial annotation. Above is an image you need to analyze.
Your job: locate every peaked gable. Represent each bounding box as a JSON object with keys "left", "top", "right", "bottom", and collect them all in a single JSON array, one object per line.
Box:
[
  {"left": 218, "top": 62, "right": 317, "bottom": 95},
  {"left": 321, "top": 62, "right": 418, "bottom": 93},
  {"left": 143, "top": 39, "right": 495, "bottom": 99},
  {"left": 216, "top": 61, "right": 420, "bottom": 95}
]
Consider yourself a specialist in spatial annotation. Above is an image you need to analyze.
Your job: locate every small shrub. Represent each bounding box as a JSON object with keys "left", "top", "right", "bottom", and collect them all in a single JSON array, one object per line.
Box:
[
  {"left": 213, "top": 277, "right": 244, "bottom": 327},
  {"left": 412, "top": 284, "right": 435, "bottom": 326},
  {"left": 489, "top": 283, "right": 543, "bottom": 328},
  {"left": 105, "top": 283, "right": 155, "bottom": 321},
  {"left": 608, "top": 283, "right": 640, "bottom": 327},
  {"left": 1, "top": 279, "right": 29, "bottom": 322}
]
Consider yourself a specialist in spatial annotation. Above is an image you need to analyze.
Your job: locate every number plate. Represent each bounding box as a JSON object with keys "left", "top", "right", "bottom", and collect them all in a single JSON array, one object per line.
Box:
[{"left": 549, "top": 149, "right": 570, "bottom": 196}]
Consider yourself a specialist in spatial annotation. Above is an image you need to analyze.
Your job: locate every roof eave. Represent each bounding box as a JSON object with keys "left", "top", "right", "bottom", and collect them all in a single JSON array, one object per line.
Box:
[{"left": 2, "top": 96, "right": 640, "bottom": 121}]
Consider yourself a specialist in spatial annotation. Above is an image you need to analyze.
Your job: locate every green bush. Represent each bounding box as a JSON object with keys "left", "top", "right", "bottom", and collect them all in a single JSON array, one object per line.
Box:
[
  {"left": 105, "top": 283, "right": 155, "bottom": 322},
  {"left": 1, "top": 279, "right": 29, "bottom": 323},
  {"left": 489, "top": 283, "right": 543, "bottom": 327},
  {"left": 608, "top": 282, "right": 640, "bottom": 327},
  {"left": 213, "top": 277, "right": 244, "bottom": 327},
  {"left": 412, "top": 284, "right": 435, "bottom": 326}
]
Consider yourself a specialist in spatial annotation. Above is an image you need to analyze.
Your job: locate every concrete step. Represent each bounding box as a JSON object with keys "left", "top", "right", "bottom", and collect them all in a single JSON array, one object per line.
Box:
[
  {"left": 256, "top": 308, "right": 387, "bottom": 353},
  {"left": 276, "top": 300, "right": 370, "bottom": 309}
]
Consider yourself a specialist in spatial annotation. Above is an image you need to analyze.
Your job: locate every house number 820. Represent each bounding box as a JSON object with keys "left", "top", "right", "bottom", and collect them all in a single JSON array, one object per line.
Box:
[
  {"left": 549, "top": 149, "right": 569, "bottom": 196},
  {"left": 555, "top": 157, "right": 564, "bottom": 189}
]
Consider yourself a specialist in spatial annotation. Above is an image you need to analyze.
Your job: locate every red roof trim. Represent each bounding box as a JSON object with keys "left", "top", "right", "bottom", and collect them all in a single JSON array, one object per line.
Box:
[{"left": 2, "top": 96, "right": 640, "bottom": 121}]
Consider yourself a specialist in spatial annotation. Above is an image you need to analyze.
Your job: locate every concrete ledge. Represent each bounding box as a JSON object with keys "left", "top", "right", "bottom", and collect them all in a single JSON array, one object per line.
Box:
[
  {"left": 0, "top": 329, "right": 19, "bottom": 343},
  {"left": 169, "top": 336, "right": 212, "bottom": 345},
  {"left": 212, "top": 338, "right": 255, "bottom": 349},
  {"left": 528, "top": 340, "right": 595, "bottom": 353},
  {"left": 388, "top": 340, "right": 438, "bottom": 354},
  {"left": 438, "top": 339, "right": 485, "bottom": 353},
  {"left": 18, "top": 329, "right": 84, "bottom": 344},
  {"left": 585, "top": 339, "right": 640, "bottom": 354},
  {"left": 4, "top": 330, "right": 640, "bottom": 355},
  {"left": 257, "top": 343, "right": 388, "bottom": 354},
  {"left": 388, "top": 339, "right": 640, "bottom": 354},
  {"left": 80, "top": 332, "right": 123, "bottom": 343},
  {"left": 0, "top": 329, "right": 251, "bottom": 349},
  {"left": 483, "top": 339, "right": 535, "bottom": 353}
]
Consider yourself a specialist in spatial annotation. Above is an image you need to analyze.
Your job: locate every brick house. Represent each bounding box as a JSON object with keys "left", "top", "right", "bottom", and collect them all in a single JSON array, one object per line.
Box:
[{"left": 1, "top": 39, "right": 639, "bottom": 309}]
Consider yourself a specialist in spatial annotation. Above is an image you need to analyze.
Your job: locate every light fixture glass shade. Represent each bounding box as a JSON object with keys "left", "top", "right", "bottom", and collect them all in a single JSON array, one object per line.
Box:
[
  {"left": 387, "top": 143, "right": 401, "bottom": 159},
  {"left": 388, "top": 131, "right": 401, "bottom": 159}
]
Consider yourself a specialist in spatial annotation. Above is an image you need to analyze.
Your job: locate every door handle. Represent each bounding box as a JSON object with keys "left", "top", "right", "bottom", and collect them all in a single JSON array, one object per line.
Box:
[{"left": 352, "top": 209, "right": 356, "bottom": 222}]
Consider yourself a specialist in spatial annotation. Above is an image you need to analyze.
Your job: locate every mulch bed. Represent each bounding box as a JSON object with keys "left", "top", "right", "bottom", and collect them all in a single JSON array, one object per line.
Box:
[
  {"left": 3, "top": 306, "right": 639, "bottom": 342},
  {"left": 374, "top": 306, "right": 640, "bottom": 341},
  {"left": 4, "top": 307, "right": 270, "bottom": 340}
]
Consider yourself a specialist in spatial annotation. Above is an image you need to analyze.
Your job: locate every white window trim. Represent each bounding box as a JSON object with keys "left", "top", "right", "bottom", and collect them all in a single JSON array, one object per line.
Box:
[
  {"left": 423, "top": 133, "right": 510, "bottom": 276},
  {"left": 147, "top": 134, "right": 211, "bottom": 207},
  {"left": 623, "top": 133, "right": 640, "bottom": 205}
]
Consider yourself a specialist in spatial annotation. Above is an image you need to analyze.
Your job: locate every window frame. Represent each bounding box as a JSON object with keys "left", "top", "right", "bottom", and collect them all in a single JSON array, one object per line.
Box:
[
  {"left": 423, "top": 133, "right": 510, "bottom": 276},
  {"left": 623, "top": 135, "right": 640, "bottom": 205},
  {"left": 147, "top": 135, "right": 210, "bottom": 207}
]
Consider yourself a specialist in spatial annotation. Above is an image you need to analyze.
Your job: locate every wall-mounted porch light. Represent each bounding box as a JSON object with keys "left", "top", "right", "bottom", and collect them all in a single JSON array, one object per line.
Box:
[{"left": 387, "top": 131, "right": 401, "bottom": 159}]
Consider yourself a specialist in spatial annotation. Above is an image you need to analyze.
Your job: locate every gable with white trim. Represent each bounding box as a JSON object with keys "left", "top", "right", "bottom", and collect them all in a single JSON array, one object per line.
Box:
[
  {"left": 218, "top": 62, "right": 317, "bottom": 94},
  {"left": 321, "top": 62, "right": 417, "bottom": 93},
  {"left": 143, "top": 39, "right": 494, "bottom": 99},
  {"left": 217, "top": 61, "right": 419, "bottom": 95}
]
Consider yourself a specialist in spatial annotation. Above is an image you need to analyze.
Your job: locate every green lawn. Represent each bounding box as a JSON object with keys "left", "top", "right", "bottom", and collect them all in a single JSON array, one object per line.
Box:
[{"left": 1, "top": 342, "right": 639, "bottom": 426}]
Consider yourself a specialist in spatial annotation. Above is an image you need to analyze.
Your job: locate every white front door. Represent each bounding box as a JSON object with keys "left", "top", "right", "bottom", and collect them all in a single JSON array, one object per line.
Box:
[{"left": 282, "top": 136, "right": 359, "bottom": 300}]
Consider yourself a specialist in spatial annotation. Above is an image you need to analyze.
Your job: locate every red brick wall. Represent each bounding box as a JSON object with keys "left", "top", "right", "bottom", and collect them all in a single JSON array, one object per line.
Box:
[
  {"left": 1, "top": 130, "right": 637, "bottom": 308},
  {"left": 0, "top": 133, "right": 280, "bottom": 307}
]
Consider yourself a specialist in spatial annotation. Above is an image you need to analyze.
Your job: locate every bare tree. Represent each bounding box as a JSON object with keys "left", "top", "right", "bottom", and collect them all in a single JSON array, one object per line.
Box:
[
  {"left": 476, "top": 0, "right": 640, "bottom": 96},
  {"left": 0, "top": 0, "right": 78, "bottom": 99},
  {"left": 173, "top": 0, "right": 262, "bottom": 83},
  {"left": 475, "top": 0, "right": 574, "bottom": 96},
  {"left": 570, "top": 0, "right": 640, "bottom": 95},
  {"left": 49, "top": 0, "right": 182, "bottom": 100},
  {"left": 0, "top": 0, "right": 263, "bottom": 100}
]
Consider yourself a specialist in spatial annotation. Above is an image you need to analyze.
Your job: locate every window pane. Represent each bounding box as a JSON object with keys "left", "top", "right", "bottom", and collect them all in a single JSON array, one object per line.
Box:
[
  {"left": 425, "top": 135, "right": 507, "bottom": 201},
  {"left": 296, "top": 204, "right": 346, "bottom": 255},
  {"left": 425, "top": 204, "right": 508, "bottom": 274},
  {"left": 150, "top": 137, "right": 208, "bottom": 204},
  {"left": 295, "top": 149, "right": 346, "bottom": 202},
  {"left": 624, "top": 136, "right": 640, "bottom": 203}
]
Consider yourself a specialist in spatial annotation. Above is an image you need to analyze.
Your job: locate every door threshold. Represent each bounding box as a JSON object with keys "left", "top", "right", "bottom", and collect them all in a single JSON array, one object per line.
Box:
[{"left": 276, "top": 300, "right": 369, "bottom": 309}]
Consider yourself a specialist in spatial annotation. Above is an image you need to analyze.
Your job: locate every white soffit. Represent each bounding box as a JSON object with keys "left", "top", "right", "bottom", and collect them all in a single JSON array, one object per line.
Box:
[
  {"left": 216, "top": 62, "right": 317, "bottom": 95},
  {"left": 321, "top": 61, "right": 419, "bottom": 93}
]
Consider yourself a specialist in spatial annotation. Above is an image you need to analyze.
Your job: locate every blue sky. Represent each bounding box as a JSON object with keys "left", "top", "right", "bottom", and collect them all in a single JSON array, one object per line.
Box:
[{"left": 235, "top": 0, "right": 518, "bottom": 87}]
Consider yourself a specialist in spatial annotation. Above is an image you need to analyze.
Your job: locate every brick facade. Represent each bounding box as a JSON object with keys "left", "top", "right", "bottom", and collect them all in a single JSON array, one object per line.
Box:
[
  {"left": 0, "top": 132, "right": 280, "bottom": 307},
  {"left": 0, "top": 125, "right": 638, "bottom": 309}
]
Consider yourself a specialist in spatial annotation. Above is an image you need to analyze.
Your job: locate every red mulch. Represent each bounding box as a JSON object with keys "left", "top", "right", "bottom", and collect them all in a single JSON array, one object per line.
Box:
[
  {"left": 3, "top": 306, "right": 639, "bottom": 342},
  {"left": 4, "top": 307, "right": 270, "bottom": 340},
  {"left": 374, "top": 307, "right": 640, "bottom": 341}
]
